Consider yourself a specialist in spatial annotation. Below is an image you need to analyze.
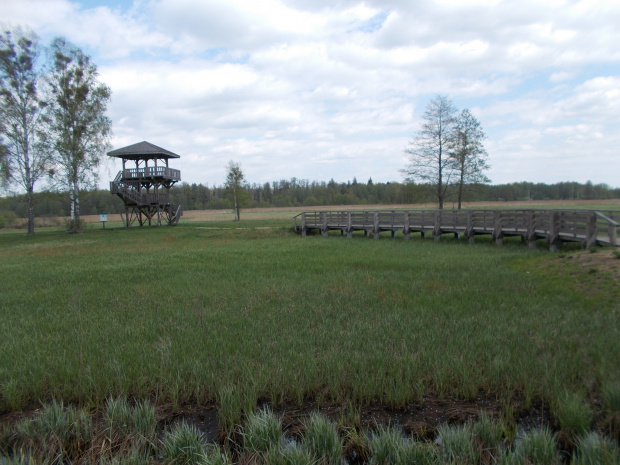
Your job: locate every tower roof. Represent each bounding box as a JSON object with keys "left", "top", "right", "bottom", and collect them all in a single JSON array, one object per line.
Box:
[{"left": 107, "top": 141, "right": 180, "bottom": 159}]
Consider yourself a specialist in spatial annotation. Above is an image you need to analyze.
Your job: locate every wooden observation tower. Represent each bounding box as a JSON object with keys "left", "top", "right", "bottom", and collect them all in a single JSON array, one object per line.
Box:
[{"left": 108, "top": 141, "right": 183, "bottom": 227}]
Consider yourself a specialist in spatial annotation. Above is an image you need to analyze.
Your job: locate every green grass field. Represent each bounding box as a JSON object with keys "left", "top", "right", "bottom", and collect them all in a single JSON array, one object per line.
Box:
[{"left": 0, "top": 219, "right": 618, "bottom": 458}]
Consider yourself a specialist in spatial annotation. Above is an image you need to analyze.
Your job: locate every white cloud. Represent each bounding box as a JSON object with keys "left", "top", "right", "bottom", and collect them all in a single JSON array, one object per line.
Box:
[{"left": 1, "top": 0, "right": 619, "bottom": 187}]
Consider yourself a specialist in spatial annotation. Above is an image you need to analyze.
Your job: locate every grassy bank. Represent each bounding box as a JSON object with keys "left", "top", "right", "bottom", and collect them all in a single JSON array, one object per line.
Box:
[{"left": 0, "top": 222, "right": 618, "bottom": 429}]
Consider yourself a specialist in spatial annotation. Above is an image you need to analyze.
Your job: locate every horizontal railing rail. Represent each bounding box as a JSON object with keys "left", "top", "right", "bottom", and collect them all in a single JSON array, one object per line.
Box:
[{"left": 119, "top": 167, "right": 181, "bottom": 181}]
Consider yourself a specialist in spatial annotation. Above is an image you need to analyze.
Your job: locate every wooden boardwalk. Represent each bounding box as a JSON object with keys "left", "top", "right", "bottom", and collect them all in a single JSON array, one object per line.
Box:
[{"left": 294, "top": 209, "right": 618, "bottom": 251}]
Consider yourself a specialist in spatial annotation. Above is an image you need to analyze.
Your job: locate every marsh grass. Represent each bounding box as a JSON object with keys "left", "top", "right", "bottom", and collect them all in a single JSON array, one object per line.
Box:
[{"left": 0, "top": 221, "right": 618, "bottom": 441}]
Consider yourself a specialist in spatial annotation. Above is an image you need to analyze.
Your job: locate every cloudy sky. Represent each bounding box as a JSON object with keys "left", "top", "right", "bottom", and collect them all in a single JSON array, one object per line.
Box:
[{"left": 2, "top": 0, "right": 619, "bottom": 188}]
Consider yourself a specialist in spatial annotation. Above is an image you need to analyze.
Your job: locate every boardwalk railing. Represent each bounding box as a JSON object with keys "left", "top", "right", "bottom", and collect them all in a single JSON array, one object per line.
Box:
[{"left": 293, "top": 209, "right": 618, "bottom": 251}]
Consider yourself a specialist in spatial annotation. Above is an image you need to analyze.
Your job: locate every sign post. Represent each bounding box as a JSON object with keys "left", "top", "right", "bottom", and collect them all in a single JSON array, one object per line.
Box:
[{"left": 100, "top": 214, "right": 108, "bottom": 229}]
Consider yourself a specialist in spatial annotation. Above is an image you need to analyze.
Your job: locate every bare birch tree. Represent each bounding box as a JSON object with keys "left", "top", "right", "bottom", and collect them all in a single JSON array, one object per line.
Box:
[
  {"left": 0, "top": 27, "right": 52, "bottom": 234},
  {"left": 451, "top": 109, "right": 491, "bottom": 209},
  {"left": 402, "top": 95, "right": 458, "bottom": 209}
]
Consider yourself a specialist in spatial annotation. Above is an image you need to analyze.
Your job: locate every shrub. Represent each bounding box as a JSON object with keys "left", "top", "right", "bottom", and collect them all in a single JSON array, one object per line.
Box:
[
  {"left": 64, "top": 217, "right": 88, "bottom": 233},
  {"left": 0, "top": 210, "right": 17, "bottom": 229}
]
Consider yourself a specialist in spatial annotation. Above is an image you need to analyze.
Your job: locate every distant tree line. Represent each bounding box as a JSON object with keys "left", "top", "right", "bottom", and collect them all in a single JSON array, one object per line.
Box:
[{"left": 0, "top": 179, "right": 617, "bottom": 220}]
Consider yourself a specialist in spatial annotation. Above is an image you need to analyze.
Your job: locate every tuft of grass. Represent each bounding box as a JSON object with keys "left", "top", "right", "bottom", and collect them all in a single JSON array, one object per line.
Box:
[
  {"left": 438, "top": 423, "right": 478, "bottom": 464},
  {"left": 368, "top": 425, "right": 406, "bottom": 465},
  {"left": 342, "top": 426, "right": 369, "bottom": 463},
  {"left": 15, "top": 400, "right": 92, "bottom": 462},
  {"left": 513, "top": 427, "right": 559, "bottom": 465},
  {"left": 105, "top": 397, "right": 133, "bottom": 441},
  {"left": 131, "top": 399, "right": 157, "bottom": 443},
  {"left": 98, "top": 447, "right": 152, "bottom": 465},
  {"left": 554, "top": 392, "right": 592, "bottom": 439},
  {"left": 217, "top": 386, "right": 243, "bottom": 434},
  {"left": 571, "top": 431, "right": 619, "bottom": 465},
  {"left": 401, "top": 439, "right": 439, "bottom": 465},
  {"left": 302, "top": 412, "right": 342, "bottom": 464},
  {"left": 472, "top": 412, "right": 503, "bottom": 460},
  {"left": 602, "top": 382, "right": 620, "bottom": 414},
  {"left": 201, "top": 446, "right": 231, "bottom": 465},
  {"left": 243, "top": 407, "right": 283, "bottom": 454},
  {"left": 160, "top": 421, "right": 206, "bottom": 465},
  {"left": 0, "top": 450, "right": 49, "bottom": 465},
  {"left": 266, "top": 442, "right": 316, "bottom": 465},
  {"left": 102, "top": 397, "right": 156, "bottom": 459}
]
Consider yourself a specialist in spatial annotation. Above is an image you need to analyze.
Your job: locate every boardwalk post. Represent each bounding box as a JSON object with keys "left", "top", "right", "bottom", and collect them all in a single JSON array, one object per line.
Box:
[
  {"left": 391, "top": 211, "right": 397, "bottom": 238},
  {"left": 373, "top": 211, "right": 380, "bottom": 240},
  {"left": 493, "top": 211, "right": 503, "bottom": 246},
  {"left": 434, "top": 210, "right": 441, "bottom": 242},
  {"left": 466, "top": 212, "right": 475, "bottom": 244},
  {"left": 548, "top": 211, "right": 560, "bottom": 252},
  {"left": 585, "top": 213, "right": 597, "bottom": 248},
  {"left": 527, "top": 211, "right": 537, "bottom": 248},
  {"left": 610, "top": 222, "right": 617, "bottom": 247},
  {"left": 347, "top": 211, "right": 352, "bottom": 238},
  {"left": 321, "top": 212, "right": 328, "bottom": 237},
  {"left": 301, "top": 213, "right": 307, "bottom": 237},
  {"left": 403, "top": 211, "right": 410, "bottom": 240}
]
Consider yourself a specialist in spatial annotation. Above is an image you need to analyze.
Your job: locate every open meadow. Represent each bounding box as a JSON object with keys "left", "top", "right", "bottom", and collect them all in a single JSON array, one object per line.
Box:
[{"left": 0, "top": 208, "right": 618, "bottom": 463}]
